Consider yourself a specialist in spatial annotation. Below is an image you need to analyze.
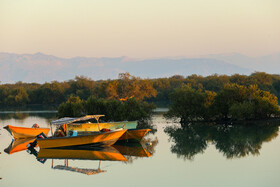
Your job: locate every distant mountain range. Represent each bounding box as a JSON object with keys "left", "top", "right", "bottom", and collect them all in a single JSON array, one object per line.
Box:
[
  {"left": 0, "top": 52, "right": 279, "bottom": 83},
  {"left": 201, "top": 53, "right": 280, "bottom": 74}
]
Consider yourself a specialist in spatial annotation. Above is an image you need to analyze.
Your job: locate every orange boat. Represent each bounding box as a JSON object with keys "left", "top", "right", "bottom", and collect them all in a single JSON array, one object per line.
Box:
[
  {"left": 118, "top": 129, "right": 151, "bottom": 142},
  {"left": 50, "top": 115, "right": 149, "bottom": 142},
  {"left": 4, "top": 125, "right": 50, "bottom": 139},
  {"left": 37, "top": 129, "right": 127, "bottom": 149}
]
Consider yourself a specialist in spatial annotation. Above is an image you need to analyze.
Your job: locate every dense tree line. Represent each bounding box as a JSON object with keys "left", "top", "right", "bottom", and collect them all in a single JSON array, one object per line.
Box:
[
  {"left": 2, "top": 72, "right": 280, "bottom": 109},
  {"left": 0, "top": 73, "right": 156, "bottom": 106},
  {"left": 149, "top": 72, "right": 280, "bottom": 105},
  {"left": 166, "top": 83, "right": 280, "bottom": 121}
]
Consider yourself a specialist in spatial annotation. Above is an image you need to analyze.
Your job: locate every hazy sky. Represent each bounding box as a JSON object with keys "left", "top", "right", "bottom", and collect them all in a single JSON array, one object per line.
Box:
[{"left": 0, "top": 0, "right": 279, "bottom": 58}]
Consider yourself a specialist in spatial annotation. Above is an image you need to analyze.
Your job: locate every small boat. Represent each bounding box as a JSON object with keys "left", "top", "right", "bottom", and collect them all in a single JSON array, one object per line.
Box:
[
  {"left": 32, "top": 115, "right": 127, "bottom": 149},
  {"left": 4, "top": 125, "right": 50, "bottom": 139},
  {"left": 58, "top": 115, "right": 149, "bottom": 142},
  {"left": 118, "top": 128, "right": 151, "bottom": 142},
  {"left": 37, "top": 129, "right": 127, "bottom": 149}
]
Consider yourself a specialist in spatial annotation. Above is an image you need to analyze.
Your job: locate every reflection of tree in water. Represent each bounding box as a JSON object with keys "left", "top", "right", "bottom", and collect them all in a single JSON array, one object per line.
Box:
[
  {"left": 213, "top": 124, "right": 279, "bottom": 159},
  {"left": 164, "top": 123, "right": 209, "bottom": 160},
  {"left": 0, "top": 112, "right": 56, "bottom": 120},
  {"left": 137, "top": 119, "right": 157, "bottom": 134},
  {"left": 0, "top": 113, "right": 29, "bottom": 120},
  {"left": 165, "top": 122, "right": 279, "bottom": 160}
]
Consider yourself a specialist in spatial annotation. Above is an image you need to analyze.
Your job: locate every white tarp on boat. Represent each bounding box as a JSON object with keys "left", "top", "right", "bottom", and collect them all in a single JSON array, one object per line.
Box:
[{"left": 51, "top": 115, "right": 105, "bottom": 125}]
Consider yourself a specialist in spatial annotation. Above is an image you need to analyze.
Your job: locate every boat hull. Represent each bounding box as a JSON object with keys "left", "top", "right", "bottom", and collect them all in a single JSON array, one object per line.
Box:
[
  {"left": 67, "top": 121, "right": 137, "bottom": 132},
  {"left": 4, "top": 125, "right": 50, "bottom": 139},
  {"left": 37, "top": 129, "right": 127, "bottom": 149},
  {"left": 118, "top": 129, "right": 151, "bottom": 142}
]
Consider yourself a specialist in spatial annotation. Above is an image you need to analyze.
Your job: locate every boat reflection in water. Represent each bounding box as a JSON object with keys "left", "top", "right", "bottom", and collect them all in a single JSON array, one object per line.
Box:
[
  {"left": 4, "top": 138, "right": 37, "bottom": 155},
  {"left": 165, "top": 122, "right": 279, "bottom": 160},
  {"left": 53, "top": 160, "right": 106, "bottom": 175},
  {"left": 35, "top": 140, "right": 154, "bottom": 175},
  {"left": 113, "top": 137, "right": 158, "bottom": 163},
  {"left": 37, "top": 146, "right": 127, "bottom": 175},
  {"left": 113, "top": 143, "right": 152, "bottom": 157},
  {"left": 37, "top": 146, "right": 127, "bottom": 161}
]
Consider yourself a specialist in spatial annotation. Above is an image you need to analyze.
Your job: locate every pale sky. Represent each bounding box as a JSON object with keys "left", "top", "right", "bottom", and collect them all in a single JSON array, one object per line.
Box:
[{"left": 0, "top": 0, "right": 279, "bottom": 58}]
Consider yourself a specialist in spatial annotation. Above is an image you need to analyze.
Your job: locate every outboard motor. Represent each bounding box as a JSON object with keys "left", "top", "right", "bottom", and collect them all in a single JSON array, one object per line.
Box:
[
  {"left": 28, "top": 132, "right": 47, "bottom": 149},
  {"left": 37, "top": 132, "right": 47, "bottom": 139},
  {"left": 27, "top": 132, "right": 48, "bottom": 164}
]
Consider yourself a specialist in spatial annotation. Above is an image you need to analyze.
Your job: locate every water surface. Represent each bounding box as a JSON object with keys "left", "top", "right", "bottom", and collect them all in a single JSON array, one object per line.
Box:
[{"left": 0, "top": 111, "right": 280, "bottom": 187}]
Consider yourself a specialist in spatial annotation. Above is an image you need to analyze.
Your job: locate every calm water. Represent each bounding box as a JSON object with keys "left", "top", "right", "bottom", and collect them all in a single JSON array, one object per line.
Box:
[{"left": 0, "top": 111, "right": 280, "bottom": 187}]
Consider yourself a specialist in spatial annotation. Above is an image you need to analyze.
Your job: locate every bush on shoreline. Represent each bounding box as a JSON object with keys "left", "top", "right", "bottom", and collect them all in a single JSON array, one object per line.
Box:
[
  {"left": 58, "top": 95, "right": 156, "bottom": 121},
  {"left": 166, "top": 83, "right": 280, "bottom": 122}
]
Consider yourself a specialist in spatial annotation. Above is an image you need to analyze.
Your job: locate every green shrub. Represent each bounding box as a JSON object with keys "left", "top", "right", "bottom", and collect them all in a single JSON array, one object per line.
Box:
[{"left": 57, "top": 95, "right": 155, "bottom": 121}]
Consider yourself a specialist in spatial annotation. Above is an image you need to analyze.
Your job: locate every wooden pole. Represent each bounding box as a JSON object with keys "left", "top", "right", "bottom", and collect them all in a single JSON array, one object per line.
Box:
[
  {"left": 65, "top": 124, "right": 68, "bottom": 136},
  {"left": 50, "top": 124, "right": 53, "bottom": 136},
  {"left": 97, "top": 116, "right": 100, "bottom": 131},
  {"left": 98, "top": 160, "right": 101, "bottom": 171}
]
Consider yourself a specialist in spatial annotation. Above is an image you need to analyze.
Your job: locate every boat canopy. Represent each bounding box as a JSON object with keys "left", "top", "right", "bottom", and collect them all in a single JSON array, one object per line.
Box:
[{"left": 51, "top": 115, "right": 105, "bottom": 125}]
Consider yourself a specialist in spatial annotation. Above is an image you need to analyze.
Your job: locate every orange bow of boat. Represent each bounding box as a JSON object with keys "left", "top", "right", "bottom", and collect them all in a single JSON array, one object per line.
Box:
[{"left": 4, "top": 125, "right": 50, "bottom": 139}]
